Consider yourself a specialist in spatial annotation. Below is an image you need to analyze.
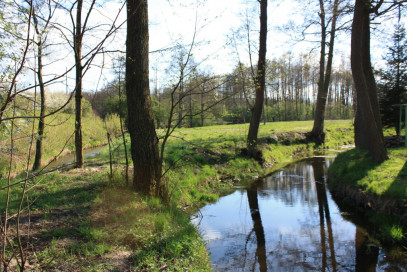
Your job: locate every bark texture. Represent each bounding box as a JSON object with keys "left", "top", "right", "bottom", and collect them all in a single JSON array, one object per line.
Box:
[
  {"left": 310, "top": 0, "right": 339, "bottom": 144},
  {"left": 126, "top": 0, "right": 161, "bottom": 196},
  {"left": 247, "top": 0, "right": 267, "bottom": 154},
  {"left": 351, "top": 0, "right": 388, "bottom": 162},
  {"left": 32, "top": 13, "right": 46, "bottom": 171},
  {"left": 74, "top": 0, "right": 84, "bottom": 168}
]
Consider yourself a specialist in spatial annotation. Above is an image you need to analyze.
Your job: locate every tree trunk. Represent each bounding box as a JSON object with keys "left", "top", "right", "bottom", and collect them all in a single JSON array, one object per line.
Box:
[
  {"left": 247, "top": 0, "right": 267, "bottom": 155},
  {"left": 32, "top": 14, "right": 46, "bottom": 171},
  {"left": 74, "top": 0, "right": 84, "bottom": 168},
  {"left": 311, "top": 0, "right": 339, "bottom": 144},
  {"left": 126, "top": 0, "right": 162, "bottom": 196},
  {"left": 351, "top": 0, "right": 388, "bottom": 162}
]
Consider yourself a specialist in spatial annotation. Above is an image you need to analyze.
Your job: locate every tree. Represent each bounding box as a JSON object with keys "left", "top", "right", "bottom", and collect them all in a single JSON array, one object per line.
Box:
[
  {"left": 53, "top": 0, "right": 125, "bottom": 168},
  {"left": 32, "top": 0, "right": 56, "bottom": 171},
  {"left": 310, "top": 0, "right": 341, "bottom": 143},
  {"left": 126, "top": 0, "right": 161, "bottom": 196},
  {"left": 378, "top": 22, "right": 407, "bottom": 135},
  {"left": 351, "top": 0, "right": 388, "bottom": 162},
  {"left": 247, "top": 0, "right": 267, "bottom": 158}
]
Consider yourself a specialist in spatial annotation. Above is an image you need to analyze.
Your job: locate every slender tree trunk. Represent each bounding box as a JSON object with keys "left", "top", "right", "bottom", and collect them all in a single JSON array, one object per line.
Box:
[
  {"left": 32, "top": 23, "right": 46, "bottom": 171},
  {"left": 126, "top": 0, "right": 162, "bottom": 196},
  {"left": 247, "top": 0, "right": 267, "bottom": 155},
  {"left": 311, "top": 0, "right": 339, "bottom": 144},
  {"left": 74, "top": 0, "right": 84, "bottom": 168},
  {"left": 247, "top": 187, "right": 267, "bottom": 272},
  {"left": 351, "top": 0, "right": 388, "bottom": 162}
]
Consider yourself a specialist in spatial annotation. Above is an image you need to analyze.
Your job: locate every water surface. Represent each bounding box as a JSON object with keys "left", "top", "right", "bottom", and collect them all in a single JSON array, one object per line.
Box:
[
  {"left": 192, "top": 157, "right": 406, "bottom": 271},
  {"left": 47, "top": 145, "right": 105, "bottom": 168}
]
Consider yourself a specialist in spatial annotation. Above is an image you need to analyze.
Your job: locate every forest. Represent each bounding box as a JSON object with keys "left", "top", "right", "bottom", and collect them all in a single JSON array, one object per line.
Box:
[{"left": 0, "top": 0, "right": 407, "bottom": 271}]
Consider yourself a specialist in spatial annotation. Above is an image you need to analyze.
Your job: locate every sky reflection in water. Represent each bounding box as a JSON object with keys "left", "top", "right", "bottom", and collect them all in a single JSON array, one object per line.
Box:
[{"left": 192, "top": 157, "right": 406, "bottom": 272}]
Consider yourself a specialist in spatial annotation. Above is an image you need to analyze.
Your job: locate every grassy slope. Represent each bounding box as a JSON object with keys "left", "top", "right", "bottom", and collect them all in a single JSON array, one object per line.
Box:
[
  {"left": 0, "top": 112, "right": 120, "bottom": 175},
  {"left": 1, "top": 120, "right": 355, "bottom": 271},
  {"left": 328, "top": 147, "right": 407, "bottom": 244},
  {"left": 160, "top": 120, "right": 354, "bottom": 206},
  {"left": 329, "top": 148, "right": 407, "bottom": 200}
]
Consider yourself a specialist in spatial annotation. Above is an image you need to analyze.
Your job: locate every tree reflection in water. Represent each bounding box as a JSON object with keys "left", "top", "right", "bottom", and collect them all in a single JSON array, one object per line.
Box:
[
  {"left": 312, "top": 158, "right": 337, "bottom": 271},
  {"left": 247, "top": 185, "right": 268, "bottom": 272},
  {"left": 194, "top": 157, "right": 404, "bottom": 271},
  {"left": 355, "top": 227, "right": 379, "bottom": 272}
]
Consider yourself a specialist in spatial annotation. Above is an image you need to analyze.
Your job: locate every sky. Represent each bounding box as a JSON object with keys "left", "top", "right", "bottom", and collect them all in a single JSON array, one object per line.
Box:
[{"left": 15, "top": 0, "right": 405, "bottom": 94}]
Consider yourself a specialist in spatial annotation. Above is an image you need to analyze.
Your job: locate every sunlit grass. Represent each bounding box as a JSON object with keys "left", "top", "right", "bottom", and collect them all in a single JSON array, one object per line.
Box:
[
  {"left": 329, "top": 147, "right": 407, "bottom": 245},
  {"left": 90, "top": 183, "right": 211, "bottom": 271},
  {"left": 329, "top": 148, "right": 407, "bottom": 200}
]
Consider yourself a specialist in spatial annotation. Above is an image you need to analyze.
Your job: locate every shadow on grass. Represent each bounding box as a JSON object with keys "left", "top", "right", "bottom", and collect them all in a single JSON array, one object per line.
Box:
[
  {"left": 1, "top": 176, "right": 105, "bottom": 216},
  {"left": 385, "top": 160, "right": 407, "bottom": 200},
  {"left": 328, "top": 148, "right": 383, "bottom": 189}
]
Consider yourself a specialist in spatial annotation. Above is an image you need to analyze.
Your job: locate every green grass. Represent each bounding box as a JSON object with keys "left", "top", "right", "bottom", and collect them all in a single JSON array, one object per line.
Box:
[
  {"left": 1, "top": 120, "right": 356, "bottom": 271},
  {"left": 0, "top": 111, "right": 120, "bottom": 175},
  {"left": 96, "top": 120, "right": 355, "bottom": 208},
  {"left": 329, "top": 148, "right": 407, "bottom": 200},
  {"left": 328, "top": 147, "right": 407, "bottom": 244}
]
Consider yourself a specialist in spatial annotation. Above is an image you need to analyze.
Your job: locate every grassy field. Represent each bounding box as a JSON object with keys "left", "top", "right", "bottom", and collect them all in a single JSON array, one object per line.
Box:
[{"left": 1, "top": 120, "right": 357, "bottom": 271}]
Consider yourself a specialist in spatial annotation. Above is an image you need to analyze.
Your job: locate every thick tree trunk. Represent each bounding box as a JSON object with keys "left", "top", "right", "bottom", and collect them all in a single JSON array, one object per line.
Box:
[
  {"left": 351, "top": 0, "right": 388, "bottom": 162},
  {"left": 247, "top": 0, "right": 267, "bottom": 154},
  {"left": 74, "top": 0, "right": 84, "bottom": 168},
  {"left": 126, "top": 0, "right": 162, "bottom": 196}
]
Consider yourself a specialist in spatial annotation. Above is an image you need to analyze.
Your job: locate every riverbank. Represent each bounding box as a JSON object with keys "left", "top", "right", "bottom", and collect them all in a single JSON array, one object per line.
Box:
[
  {"left": 1, "top": 120, "right": 355, "bottom": 270},
  {"left": 328, "top": 148, "right": 407, "bottom": 246},
  {"left": 0, "top": 112, "right": 120, "bottom": 176}
]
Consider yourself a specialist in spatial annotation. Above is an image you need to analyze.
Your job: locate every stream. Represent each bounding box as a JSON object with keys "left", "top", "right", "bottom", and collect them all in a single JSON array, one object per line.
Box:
[
  {"left": 47, "top": 145, "right": 105, "bottom": 168},
  {"left": 192, "top": 156, "right": 407, "bottom": 271}
]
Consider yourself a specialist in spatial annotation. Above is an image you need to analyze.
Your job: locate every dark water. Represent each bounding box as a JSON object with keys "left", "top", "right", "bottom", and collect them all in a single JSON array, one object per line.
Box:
[{"left": 192, "top": 157, "right": 407, "bottom": 271}]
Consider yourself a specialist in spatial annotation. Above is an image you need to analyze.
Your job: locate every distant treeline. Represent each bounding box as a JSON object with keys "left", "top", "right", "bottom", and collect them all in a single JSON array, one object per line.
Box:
[{"left": 85, "top": 54, "right": 355, "bottom": 127}]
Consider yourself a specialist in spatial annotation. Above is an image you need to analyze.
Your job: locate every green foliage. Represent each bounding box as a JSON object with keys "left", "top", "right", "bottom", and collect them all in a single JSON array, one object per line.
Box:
[
  {"left": 103, "top": 94, "right": 127, "bottom": 119},
  {"left": 369, "top": 212, "right": 406, "bottom": 243},
  {"left": 378, "top": 23, "right": 407, "bottom": 134}
]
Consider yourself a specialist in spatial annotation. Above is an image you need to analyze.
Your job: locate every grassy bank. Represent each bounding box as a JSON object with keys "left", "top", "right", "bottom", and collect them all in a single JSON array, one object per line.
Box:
[
  {"left": 1, "top": 120, "right": 355, "bottom": 270},
  {"left": 0, "top": 112, "right": 120, "bottom": 175},
  {"left": 160, "top": 120, "right": 353, "bottom": 207},
  {"left": 328, "top": 147, "right": 407, "bottom": 245}
]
